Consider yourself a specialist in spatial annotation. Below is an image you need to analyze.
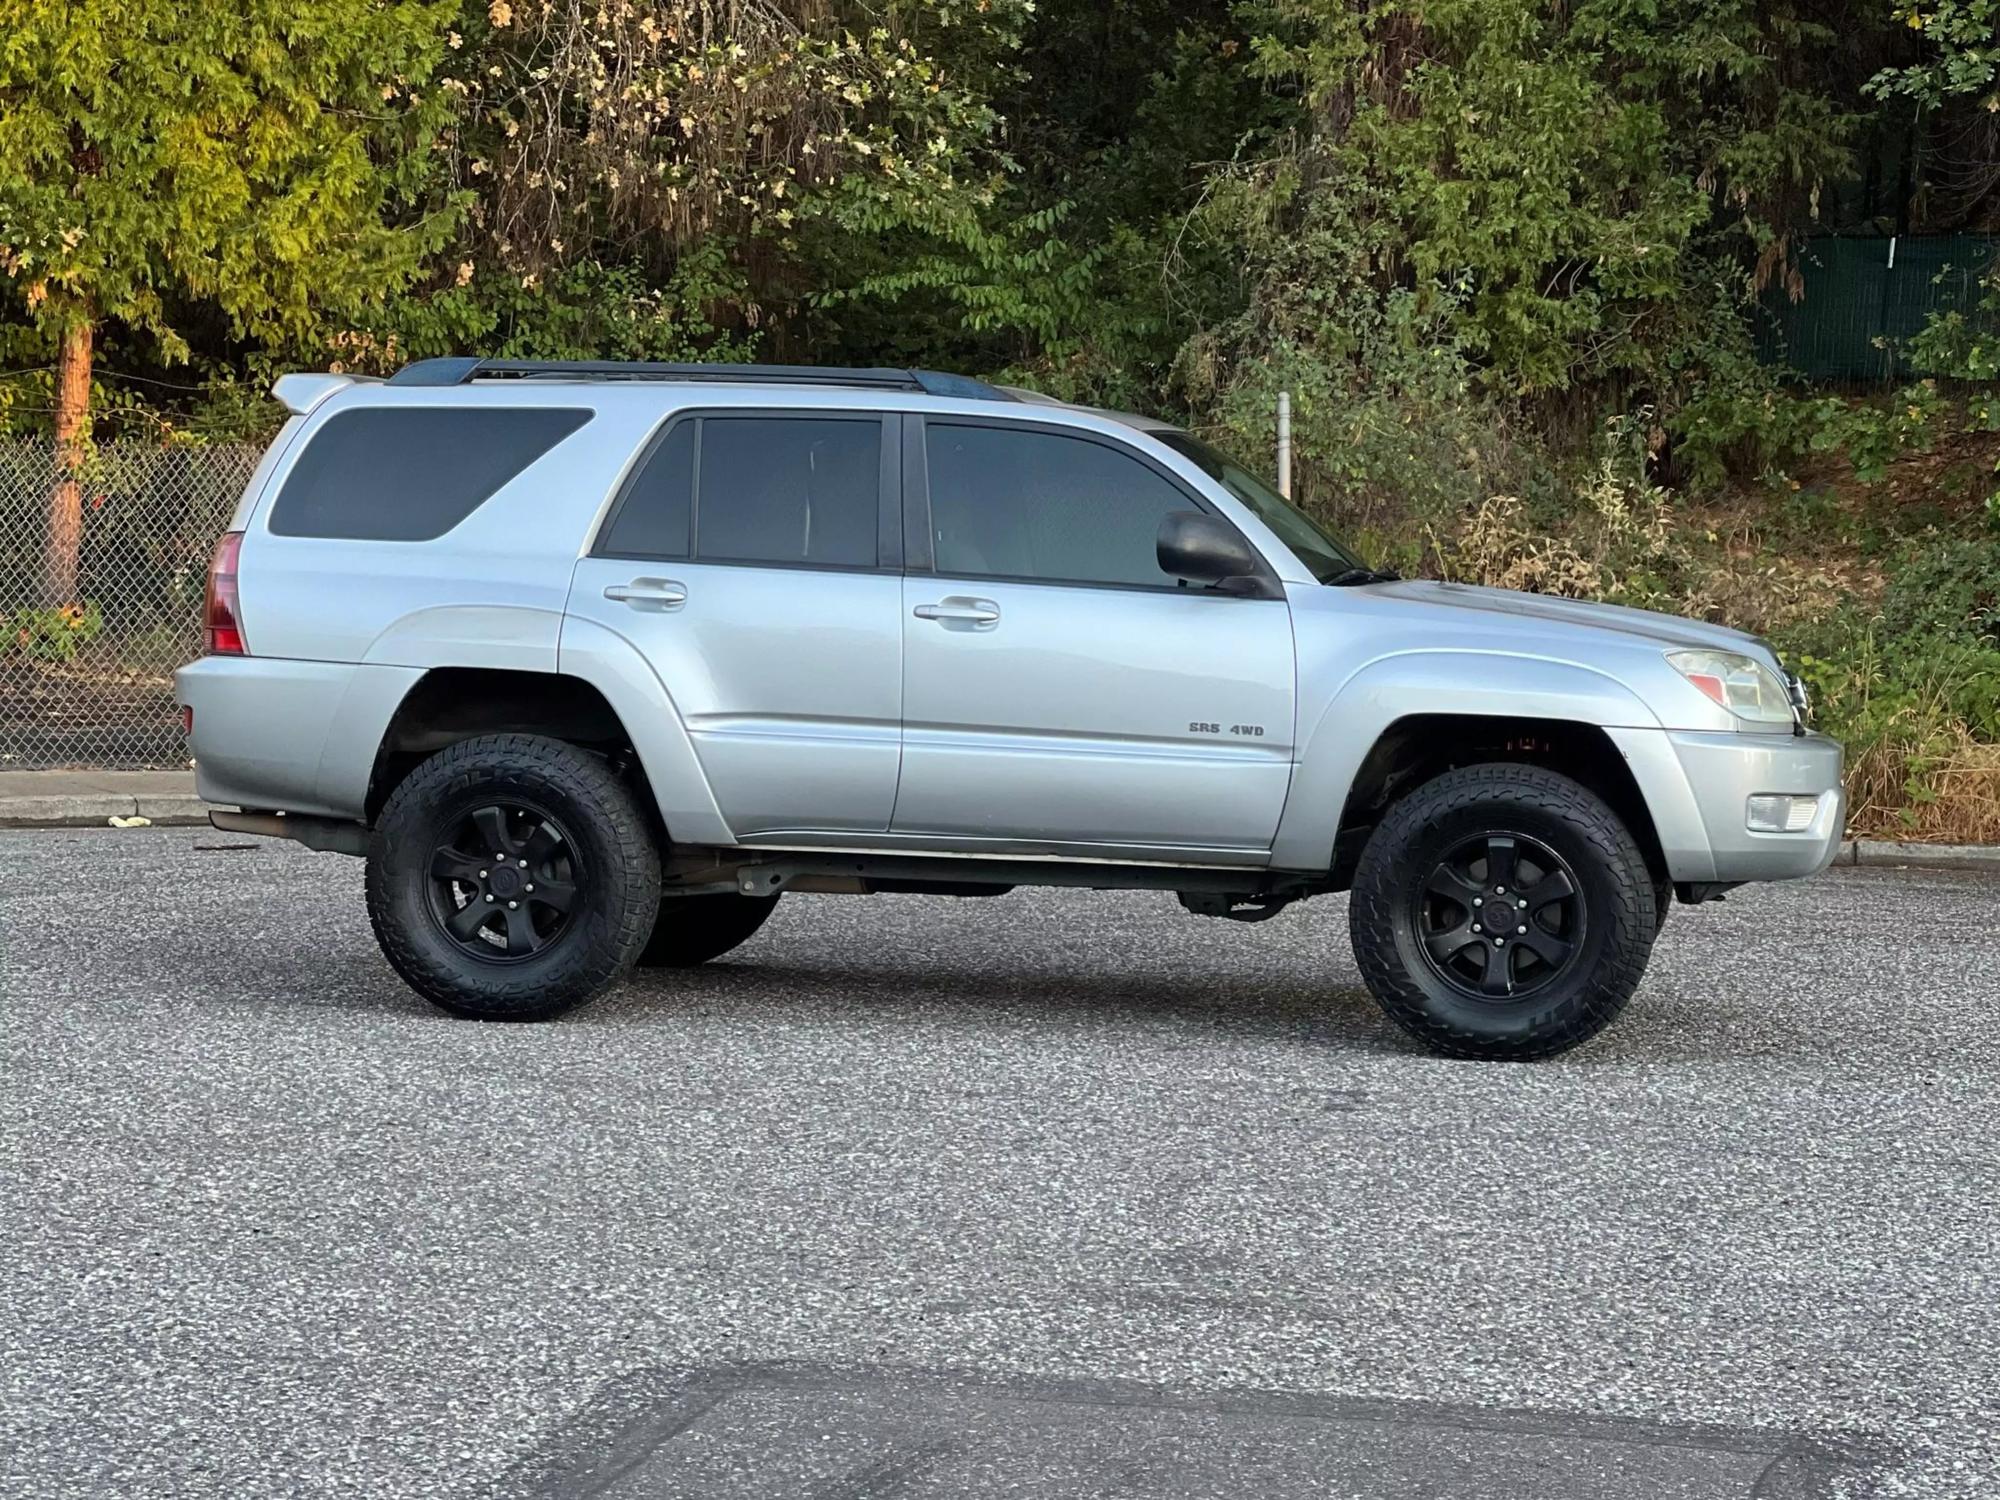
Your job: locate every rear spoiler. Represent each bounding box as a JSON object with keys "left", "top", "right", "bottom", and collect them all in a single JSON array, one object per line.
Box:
[{"left": 271, "top": 372, "right": 381, "bottom": 415}]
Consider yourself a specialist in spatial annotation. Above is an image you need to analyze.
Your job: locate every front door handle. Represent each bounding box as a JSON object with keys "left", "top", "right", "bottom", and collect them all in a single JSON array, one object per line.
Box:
[
  {"left": 913, "top": 597, "right": 1000, "bottom": 628},
  {"left": 604, "top": 578, "right": 688, "bottom": 611}
]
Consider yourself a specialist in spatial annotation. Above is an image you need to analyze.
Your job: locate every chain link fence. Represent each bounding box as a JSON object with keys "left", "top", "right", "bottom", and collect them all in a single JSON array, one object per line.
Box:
[{"left": 0, "top": 440, "right": 260, "bottom": 769}]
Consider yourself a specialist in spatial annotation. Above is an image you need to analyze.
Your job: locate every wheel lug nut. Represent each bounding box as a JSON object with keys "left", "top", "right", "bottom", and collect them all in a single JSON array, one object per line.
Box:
[
  {"left": 508, "top": 900, "right": 518, "bottom": 910},
  {"left": 519, "top": 859, "right": 528, "bottom": 868},
  {"left": 484, "top": 894, "right": 494, "bottom": 903},
  {"left": 1517, "top": 925, "right": 1527, "bottom": 934},
  {"left": 1472, "top": 923, "right": 1483, "bottom": 934},
  {"left": 1517, "top": 898, "right": 1527, "bottom": 908},
  {"left": 478, "top": 869, "right": 488, "bottom": 878},
  {"left": 525, "top": 883, "right": 535, "bottom": 893},
  {"left": 1495, "top": 885, "right": 1506, "bottom": 894},
  {"left": 1493, "top": 937, "right": 1505, "bottom": 946}
]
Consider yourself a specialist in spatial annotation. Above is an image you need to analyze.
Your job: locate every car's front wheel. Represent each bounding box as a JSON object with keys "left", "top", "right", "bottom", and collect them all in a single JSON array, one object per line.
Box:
[
  {"left": 365, "top": 733, "right": 660, "bottom": 1020},
  {"left": 1348, "top": 763, "right": 1656, "bottom": 1060}
]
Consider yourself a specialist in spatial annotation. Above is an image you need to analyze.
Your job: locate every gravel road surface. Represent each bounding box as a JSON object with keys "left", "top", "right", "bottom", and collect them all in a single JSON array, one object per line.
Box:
[{"left": 2, "top": 828, "right": 1994, "bottom": 1498}]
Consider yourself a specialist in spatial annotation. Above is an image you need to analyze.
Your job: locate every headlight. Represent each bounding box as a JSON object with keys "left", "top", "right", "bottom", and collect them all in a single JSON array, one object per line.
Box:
[{"left": 1666, "top": 649, "right": 1796, "bottom": 727}]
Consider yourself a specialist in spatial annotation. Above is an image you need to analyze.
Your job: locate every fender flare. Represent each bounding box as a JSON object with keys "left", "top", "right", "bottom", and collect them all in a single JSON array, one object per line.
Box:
[
  {"left": 554, "top": 614, "right": 733, "bottom": 846},
  {"left": 1269, "top": 650, "right": 1665, "bottom": 871}
]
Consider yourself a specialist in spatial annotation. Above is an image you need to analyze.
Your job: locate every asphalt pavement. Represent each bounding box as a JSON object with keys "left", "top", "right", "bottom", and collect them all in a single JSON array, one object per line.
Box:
[{"left": 2, "top": 827, "right": 1995, "bottom": 1498}]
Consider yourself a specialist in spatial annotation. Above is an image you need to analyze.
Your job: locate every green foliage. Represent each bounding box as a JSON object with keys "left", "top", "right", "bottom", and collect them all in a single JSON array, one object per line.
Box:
[
  {"left": 1878, "top": 533, "right": 2000, "bottom": 644},
  {"left": 0, "top": 0, "right": 463, "bottom": 356},
  {"left": 1907, "top": 267, "right": 2000, "bottom": 388},
  {"left": 1868, "top": 0, "right": 2000, "bottom": 108},
  {"left": 7, "top": 601, "right": 102, "bottom": 662},
  {"left": 366, "top": 249, "right": 758, "bottom": 370}
]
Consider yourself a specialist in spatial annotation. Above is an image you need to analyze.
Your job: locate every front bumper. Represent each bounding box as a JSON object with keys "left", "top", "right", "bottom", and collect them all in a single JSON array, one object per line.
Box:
[{"left": 1606, "top": 727, "right": 1845, "bottom": 884}]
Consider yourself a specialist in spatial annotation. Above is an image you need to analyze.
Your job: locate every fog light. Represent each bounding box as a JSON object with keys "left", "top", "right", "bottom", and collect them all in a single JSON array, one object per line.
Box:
[{"left": 1747, "top": 794, "right": 1816, "bottom": 833}]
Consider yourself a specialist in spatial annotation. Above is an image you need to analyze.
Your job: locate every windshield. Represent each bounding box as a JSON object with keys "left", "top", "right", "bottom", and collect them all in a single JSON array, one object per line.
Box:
[{"left": 1150, "top": 430, "right": 1369, "bottom": 584}]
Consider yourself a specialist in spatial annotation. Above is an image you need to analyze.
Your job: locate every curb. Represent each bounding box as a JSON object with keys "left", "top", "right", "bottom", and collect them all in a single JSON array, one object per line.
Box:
[
  {"left": 0, "top": 794, "right": 210, "bottom": 829},
  {"left": 1838, "top": 839, "right": 2000, "bottom": 872}
]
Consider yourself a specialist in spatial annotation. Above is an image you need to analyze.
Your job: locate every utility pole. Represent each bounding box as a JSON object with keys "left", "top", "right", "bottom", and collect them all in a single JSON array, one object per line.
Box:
[{"left": 1276, "top": 390, "right": 1292, "bottom": 499}]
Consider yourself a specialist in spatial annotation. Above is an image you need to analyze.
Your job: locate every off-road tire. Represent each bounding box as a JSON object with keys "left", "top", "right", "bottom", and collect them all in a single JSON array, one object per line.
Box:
[
  {"left": 1652, "top": 872, "right": 1674, "bottom": 935},
  {"left": 366, "top": 733, "right": 660, "bottom": 1021},
  {"left": 1349, "top": 763, "right": 1656, "bottom": 1061},
  {"left": 637, "top": 893, "right": 779, "bottom": 967}
]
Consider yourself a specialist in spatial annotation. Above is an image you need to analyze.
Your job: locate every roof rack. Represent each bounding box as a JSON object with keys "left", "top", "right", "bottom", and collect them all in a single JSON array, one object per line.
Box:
[{"left": 385, "top": 358, "right": 1014, "bottom": 402}]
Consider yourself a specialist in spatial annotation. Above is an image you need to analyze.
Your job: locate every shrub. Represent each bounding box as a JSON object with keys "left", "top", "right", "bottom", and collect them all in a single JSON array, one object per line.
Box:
[{"left": 8, "top": 602, "right": 105, "bottom": 664}]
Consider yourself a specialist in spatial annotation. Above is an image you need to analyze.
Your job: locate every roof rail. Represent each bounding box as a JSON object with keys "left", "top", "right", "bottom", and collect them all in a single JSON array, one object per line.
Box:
[{"left": 385, "top": 358, "right": 1015, "bottom": 402}]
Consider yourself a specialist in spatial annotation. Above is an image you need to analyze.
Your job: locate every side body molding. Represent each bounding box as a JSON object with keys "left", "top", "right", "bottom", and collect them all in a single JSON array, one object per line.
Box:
[
  {"left": 556, "top": 613, "right": 733, "bottom": 847},
  {"left": 1269, "top": 649, "right": 1666, "bottom": 871}
]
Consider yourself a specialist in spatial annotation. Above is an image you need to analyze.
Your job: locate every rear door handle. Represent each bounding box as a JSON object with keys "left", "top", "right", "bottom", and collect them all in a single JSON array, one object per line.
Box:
[
  {"left": 913, "top": 597, "right": 1000, "bottom": 628},
  {"left": 603, "top": 578, "right": 688, "bottom": 611}
]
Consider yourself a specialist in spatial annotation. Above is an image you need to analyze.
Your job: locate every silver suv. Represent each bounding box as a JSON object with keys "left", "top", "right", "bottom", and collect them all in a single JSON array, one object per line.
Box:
[{"left": 176, "top": 359, "right": 1843, "bottom": 1058}]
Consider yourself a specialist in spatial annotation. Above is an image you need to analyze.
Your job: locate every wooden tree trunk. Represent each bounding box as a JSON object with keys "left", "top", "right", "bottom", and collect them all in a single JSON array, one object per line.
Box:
[{"left": 44, "top": 318, "right": 92, "bottom": 607}]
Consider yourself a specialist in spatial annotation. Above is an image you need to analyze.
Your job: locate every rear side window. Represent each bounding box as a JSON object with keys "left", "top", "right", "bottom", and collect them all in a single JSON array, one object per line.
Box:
[
  {"left": 268, "top": 407, "right": 590, "bottom": 540},
  {"left": 925, "top": 422, "right": 1197, "bottom": 588},
  {"left": 599, "top": 414, "right": 882, "bottom": 568},
  {"left": 698, "top": 417, "right": 879, "bottom": 567}
]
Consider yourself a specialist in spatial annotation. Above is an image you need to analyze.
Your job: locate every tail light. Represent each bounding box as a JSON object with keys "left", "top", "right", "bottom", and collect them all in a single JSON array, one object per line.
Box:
[{"left": 205, "top": 531, "right": 247, "bottom": 655}]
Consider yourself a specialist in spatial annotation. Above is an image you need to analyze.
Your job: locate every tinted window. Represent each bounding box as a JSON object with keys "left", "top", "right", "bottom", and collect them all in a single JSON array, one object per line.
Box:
[
  {"left": 696, "top": 417, "right": 880, "bottom": 567},
  {"left": 269, "top": 407, "right": 589, "bottom": 540},
  {"left": 598, "top": 420, "right": 693, "bottom": 558},
  {"left": 926, "top": 423, "right": 1197, "bottom": 587}
]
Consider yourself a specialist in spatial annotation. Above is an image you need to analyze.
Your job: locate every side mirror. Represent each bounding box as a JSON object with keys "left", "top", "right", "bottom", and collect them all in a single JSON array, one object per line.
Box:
[{"left": 1157, "top": 512, "right": 1266, "bottom": 593}]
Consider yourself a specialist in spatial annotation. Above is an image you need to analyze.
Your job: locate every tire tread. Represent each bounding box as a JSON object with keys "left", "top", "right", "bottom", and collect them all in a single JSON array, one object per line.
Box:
[{"left": 1349, "top": 762, "right": 1655, "bottom": 1060}]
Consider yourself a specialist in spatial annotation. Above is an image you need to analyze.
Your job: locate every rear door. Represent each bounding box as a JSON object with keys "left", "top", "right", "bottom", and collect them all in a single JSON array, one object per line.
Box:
[
  {"left": 892, "top": 416, "right": 1297, "bottom": 857},
  {"left": 566, "top": 409, "right": 904, "bottom": 836}
]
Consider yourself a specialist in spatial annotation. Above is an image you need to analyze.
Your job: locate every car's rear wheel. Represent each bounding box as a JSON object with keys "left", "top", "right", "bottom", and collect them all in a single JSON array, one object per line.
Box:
[
  {"left": 366, "top": 733, "right": 660, "bottom": 1020},
  {"left": 1348, "top": 763, "right": 1656, "bottom": 1060},
  {"left": 637, "top": 893, "right": 779, "bottom": 967}
]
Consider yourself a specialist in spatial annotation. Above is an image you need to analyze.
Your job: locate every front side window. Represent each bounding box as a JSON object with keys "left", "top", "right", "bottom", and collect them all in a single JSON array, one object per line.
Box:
[
  {"left": 926, "top": 423, "right": 1198, "bottom": 588},
  {"left": 269, "top": 406, "right": 590, "bottom": 541}
]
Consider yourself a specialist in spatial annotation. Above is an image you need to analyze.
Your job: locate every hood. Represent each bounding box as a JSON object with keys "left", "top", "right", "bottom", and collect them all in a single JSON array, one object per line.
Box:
[{"left": 1367, "top": 580, "right": 1771, "bottom": 659}]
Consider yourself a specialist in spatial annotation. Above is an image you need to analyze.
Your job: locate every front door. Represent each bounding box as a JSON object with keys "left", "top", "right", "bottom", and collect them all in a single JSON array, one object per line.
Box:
[
  {"left": 567, "top": 409, "right": 903, "bottom": 836},
  {"left": 892, "top": 418, "right": 1296, "bottom": 857}
]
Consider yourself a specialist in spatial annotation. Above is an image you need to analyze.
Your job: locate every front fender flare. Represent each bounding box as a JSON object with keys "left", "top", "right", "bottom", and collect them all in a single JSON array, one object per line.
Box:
[{"left": 1269, "top": 650, "right": 1665, "bottom": 871}]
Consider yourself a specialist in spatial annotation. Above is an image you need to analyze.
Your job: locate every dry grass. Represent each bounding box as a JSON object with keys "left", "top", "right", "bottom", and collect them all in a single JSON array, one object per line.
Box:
[{"left": 1844, "top": 726, "right": 2000, "bottom": 842}]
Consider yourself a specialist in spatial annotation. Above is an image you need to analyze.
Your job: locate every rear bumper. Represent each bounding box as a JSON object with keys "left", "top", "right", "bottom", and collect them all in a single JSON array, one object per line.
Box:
[
  {"left": 175, "top": 656, "right": 422, "bottom": 819},
  {"left": 1607, "top": 726, "right": 1845, "bottom": 884}
]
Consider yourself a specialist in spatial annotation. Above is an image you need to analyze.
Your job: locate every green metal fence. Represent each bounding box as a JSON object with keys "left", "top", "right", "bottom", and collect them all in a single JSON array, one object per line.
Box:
[{"left": 1755, "top": 233, "right": 1999, "bottom": 382}]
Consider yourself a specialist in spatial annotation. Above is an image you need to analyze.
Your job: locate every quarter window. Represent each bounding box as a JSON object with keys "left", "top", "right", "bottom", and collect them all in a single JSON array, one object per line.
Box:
[
  {"left": 925, "top": 423, "right": 1198, "bottom": 588},
  {"left": 266, "top": 408, "right": 584, "bottom": 544},
  {"left": 269, "top": 407, "right": 590, "bottom": 541}
]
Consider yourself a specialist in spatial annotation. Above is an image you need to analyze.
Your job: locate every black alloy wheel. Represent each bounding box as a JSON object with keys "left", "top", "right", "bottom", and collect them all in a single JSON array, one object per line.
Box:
[
  {"left": 1347, "top": 762, "right": 1657, "bottom": 1060},
  {"left": 425, "top": 800, "right": 583, "bottom": 961},
  {"left": 1417, "top": 831, "right": 1584, "bottom": 1000},
  {"left": 366, "top": 733, "right": 660, "bottom": 1021}
]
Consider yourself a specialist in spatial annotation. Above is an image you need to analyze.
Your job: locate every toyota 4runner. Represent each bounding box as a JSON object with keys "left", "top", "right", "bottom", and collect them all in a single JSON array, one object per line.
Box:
[{"left": 176, "top": 359, "right": 1844, "bottom": 1059}]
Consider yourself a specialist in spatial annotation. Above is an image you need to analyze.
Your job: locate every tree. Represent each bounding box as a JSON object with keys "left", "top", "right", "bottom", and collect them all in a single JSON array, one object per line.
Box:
[{"left": 0, "top": 0, "right": 463, "bottom": 602}]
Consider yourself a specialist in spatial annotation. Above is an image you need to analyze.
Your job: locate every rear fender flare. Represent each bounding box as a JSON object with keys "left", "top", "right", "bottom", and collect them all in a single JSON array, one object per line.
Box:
[{"left": 554, "top": 614, "right": 732, "bottom": 846}]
